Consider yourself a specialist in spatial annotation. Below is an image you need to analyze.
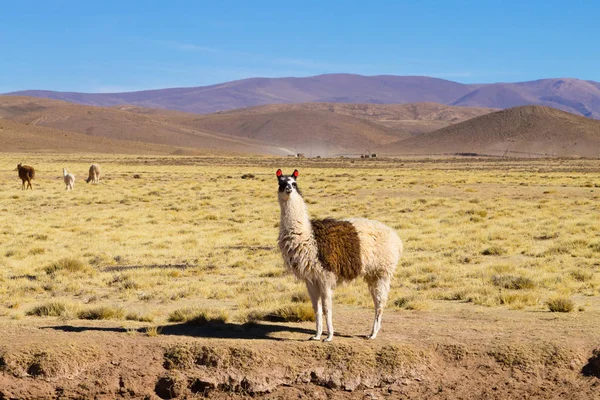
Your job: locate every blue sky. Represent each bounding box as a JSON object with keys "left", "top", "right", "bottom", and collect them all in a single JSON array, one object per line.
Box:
[{"left": 1, "top": 0, "right": 598, "bottom": 93}]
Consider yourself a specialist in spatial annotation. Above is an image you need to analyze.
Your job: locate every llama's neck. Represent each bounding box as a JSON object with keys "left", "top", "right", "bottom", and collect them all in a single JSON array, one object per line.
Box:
[
  {"left": 279, "top": 193, "right": 312, "bottom": 237},
  {"left": 278, "top": 192, "right": 318, "bottom": 278},
  {"left": 63, "top": 169, "right": 67, "bottom": 177}
]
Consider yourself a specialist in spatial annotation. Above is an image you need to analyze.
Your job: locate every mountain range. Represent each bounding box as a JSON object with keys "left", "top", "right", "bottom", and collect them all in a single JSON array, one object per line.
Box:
[{"left": 7, "top": 74, "right": 600, "bottom": 118}]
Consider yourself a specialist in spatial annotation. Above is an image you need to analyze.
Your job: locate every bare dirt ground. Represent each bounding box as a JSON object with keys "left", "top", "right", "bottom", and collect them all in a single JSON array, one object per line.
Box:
[{"left": 1, "top": 301, "right": 599, "bottom": 399}]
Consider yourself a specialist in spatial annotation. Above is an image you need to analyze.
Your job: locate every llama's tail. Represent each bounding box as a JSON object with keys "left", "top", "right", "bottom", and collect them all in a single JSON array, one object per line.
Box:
[{"left": 29, "top": 168, "right": 35, "bottom": 179}]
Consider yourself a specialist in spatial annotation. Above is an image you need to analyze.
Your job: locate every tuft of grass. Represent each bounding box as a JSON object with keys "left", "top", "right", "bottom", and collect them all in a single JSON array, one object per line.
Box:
[
  {"left": 245, "top": 303, "right": 315, "bottom": 323},
  {"left": 26, "top": 302, "right": 68, "bottom": 317},
  {"left": 125, "top": 312, "right": 154, "bottom": 322},
  {"left": 393, "top": 296, "right": 430, "bottom": 311},
  {"left": 482, "top": 246, "right": 506, "bottom": 256},
  {"left": 491, "top": 275, "right": 536, "bottom": 290},
  {"left": 570, "top": 269, "right": 593, "bottom": 282},
  {"left": 546, "top": 297, "right": 574, "bottom": 313},
  {"left": 77, "top": 306, "right": 124, "bottom": 320},
  {"left": 45, "top": 258, "right": 90, "bottom": 274},
  {"left": 144, "top": 326, "right": 162, "bottom": 337},
  {"left": 167, "top": 308, "right": 229, "bottom": 325}
]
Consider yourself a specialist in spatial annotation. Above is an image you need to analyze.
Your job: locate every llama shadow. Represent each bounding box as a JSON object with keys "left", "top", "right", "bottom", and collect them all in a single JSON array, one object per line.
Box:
[{"left": 43, "top": 322, "right": 317, "bottom": 341}]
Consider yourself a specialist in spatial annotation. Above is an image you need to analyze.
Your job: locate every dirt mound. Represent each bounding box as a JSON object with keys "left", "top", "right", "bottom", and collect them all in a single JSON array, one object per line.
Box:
[
  {"left": 1, "top": 303, "right": 599, "bottom": 399},
  {"left": 384, "top": 105, "right": 600, "bottom": 157}
]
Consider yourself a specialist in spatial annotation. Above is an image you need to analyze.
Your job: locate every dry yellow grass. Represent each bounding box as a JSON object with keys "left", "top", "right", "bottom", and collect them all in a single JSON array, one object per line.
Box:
[{"left": 1, "top": 154, "right": 599, "bottom": 324}]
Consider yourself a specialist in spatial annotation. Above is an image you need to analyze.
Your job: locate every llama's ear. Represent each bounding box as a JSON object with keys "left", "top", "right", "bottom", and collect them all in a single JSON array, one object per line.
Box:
[
  {"left": 292, "top": 169, "right": 299, "bottom": 178},
  {"left": 276, "top": 169, "right": 282, "bottom": 177}
]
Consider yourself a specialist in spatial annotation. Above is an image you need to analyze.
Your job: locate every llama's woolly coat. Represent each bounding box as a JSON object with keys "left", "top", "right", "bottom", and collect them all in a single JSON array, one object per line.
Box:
[
  {"left": 63, "top": 168, "right": 75, "bottom": 190},
  {"left": 278, "top": 181, "right": 402, "bottom": 285},
  {"left": 86, "top": 164, "right": 100, "bottom": 183},
  {"left": 17, "top": 164, "right": 35, "bottom": 190}
]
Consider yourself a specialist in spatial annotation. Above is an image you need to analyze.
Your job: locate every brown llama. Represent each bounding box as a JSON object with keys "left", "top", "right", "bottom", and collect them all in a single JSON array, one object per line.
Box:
[
  {"left": 85, "top": 164, "right": 100, "bottom": 184},
  {"left": 16, "top": 163, "right": 35, "bottom": 190}
]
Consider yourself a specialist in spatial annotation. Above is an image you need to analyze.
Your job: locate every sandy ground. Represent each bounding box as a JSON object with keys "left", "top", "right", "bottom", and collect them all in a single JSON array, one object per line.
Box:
[{"left": 1, "top": 300, "right": 599, "bottom": 399}]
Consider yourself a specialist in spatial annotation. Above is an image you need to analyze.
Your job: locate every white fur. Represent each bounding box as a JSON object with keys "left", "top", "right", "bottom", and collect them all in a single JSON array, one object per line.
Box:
[
  {"left": 63, "top": 168, "right": 75, "bottom": 191},
  {"left": 278, "top": 175, "right": 403, "bottom": 341}
]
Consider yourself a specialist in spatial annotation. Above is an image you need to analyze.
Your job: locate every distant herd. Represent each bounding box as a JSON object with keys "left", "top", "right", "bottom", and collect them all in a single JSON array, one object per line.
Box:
[{"left": 15, "top": 163, "right": 100, "bottom": 190}]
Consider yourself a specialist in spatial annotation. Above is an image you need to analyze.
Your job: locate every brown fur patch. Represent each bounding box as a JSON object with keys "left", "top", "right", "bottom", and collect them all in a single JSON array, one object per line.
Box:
[{"left": 311, "top": 218, "right": 362, "bottom": 280}]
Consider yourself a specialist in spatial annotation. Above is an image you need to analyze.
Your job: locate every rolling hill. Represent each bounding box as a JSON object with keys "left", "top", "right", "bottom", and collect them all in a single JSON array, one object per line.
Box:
[
  {"left": 385, "top": 106, "right": 600, "bottom": 157},
  {"left": 0, "top": 118, "right": 185, "bottom": 154},
  {"left": 0, "top": 96, "right": 289, "bottom": 155},
  {"left": 1, "top": 96, "right": 496, "bottom": 156},
  {"left": 7, "top": 74, "right": 600, "bottom": 118}
]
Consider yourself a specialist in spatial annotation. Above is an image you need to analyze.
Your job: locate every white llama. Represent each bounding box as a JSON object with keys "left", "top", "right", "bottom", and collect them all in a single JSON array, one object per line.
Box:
[
  {"left": 85, "top": 164, "right": 100, "bottom": 184},
  {"left": 277, "top": 169, "right": 403, "bottom": 341},
  {"left": 63, "top": 168, "right": 75, "bottom": 191}
]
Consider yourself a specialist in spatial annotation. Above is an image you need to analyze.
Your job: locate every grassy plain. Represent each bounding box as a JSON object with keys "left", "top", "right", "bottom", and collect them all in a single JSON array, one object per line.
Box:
[{"left": 1, "top": 154, "right": 599, "bottom": 327}]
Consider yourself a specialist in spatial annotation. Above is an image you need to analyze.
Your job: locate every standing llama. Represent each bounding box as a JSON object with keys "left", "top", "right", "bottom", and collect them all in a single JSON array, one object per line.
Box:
[
  {"left": 85, "top": 164, "right": 100, "bottom": 184},
  {"left": 63, "top": 168, "right": 75, "bottom": 191},
  {"left": 16, "top": 163, "right": 35, "bottom": 190},
  {"left": 276, "top": 169, "right": 403, "bottom": 341}
]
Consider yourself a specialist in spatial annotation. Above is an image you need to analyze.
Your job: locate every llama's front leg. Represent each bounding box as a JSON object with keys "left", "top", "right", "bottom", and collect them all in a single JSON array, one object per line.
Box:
[
  {"left": 306, "top": 281, "right": 322, "bottom": 340},
  {"left": 322, "top": 286, "right": 334, "bottom": 342},
  {"left": 368, "top": 275, "right": 391, "bottom": 340}
]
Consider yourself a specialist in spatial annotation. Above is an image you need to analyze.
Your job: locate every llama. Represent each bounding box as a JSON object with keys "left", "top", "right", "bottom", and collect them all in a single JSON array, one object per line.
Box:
[
  {"left": 85, "top": 164, "right": 100, "bottom": 184},
  {"left": 277, "top": 169, "right": 403, "bottom": 341},
  {"left": 63, "top": 168, "right": 75, "bottom": 191},
  {"left": 16, "top": 163, "right": 35, "bottom": 190}
]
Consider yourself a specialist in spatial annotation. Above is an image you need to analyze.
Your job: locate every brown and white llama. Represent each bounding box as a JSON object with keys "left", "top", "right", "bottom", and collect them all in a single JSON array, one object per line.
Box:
[
  {"left": 16, "top": 163, "right": 35, "bottom": 190},
  {"left": 63, "top": 168, "right": 75, "bottom": 191},
  {"left": 276, "top": 169, "right": 403, "bottom": 341},
  {"left": 85, "top": 164, "right": 100, "bottom": 184}
]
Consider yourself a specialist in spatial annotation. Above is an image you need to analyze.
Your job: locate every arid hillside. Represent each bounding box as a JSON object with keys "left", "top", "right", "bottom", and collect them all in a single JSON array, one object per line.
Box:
[
  {"left": 2, "top": 96, "right": 497, "bottom": 156},
  {"left": 0, "top": 118, "right": 185, "bottom": 154},
  {"left": 386, "top": 106, "right": 600, "bottom": 157},
  {"left": 191, "top": 102, "right": 497, "bottom": 135},
  {"left": 0, "top": 96, "right": 289, "bottom": 155}
]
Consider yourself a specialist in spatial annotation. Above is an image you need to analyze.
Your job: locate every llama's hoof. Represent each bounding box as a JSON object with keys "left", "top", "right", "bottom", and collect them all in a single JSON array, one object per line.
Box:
[
  {"left": 309, "top": 336, "right": 321, "bottom": 341},
  {"left": 323, "top": 336, "right": 333, "bottom": 342},
  {"left": 367, "top": 335, "right": 377, "bottom": 340}
]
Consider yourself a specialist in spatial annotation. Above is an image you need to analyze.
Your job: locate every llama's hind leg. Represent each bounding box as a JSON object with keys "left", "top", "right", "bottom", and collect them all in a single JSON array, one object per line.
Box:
[
  {"left": 322, "top": 285, "right": 334, "bottom": 342},
  {"left": 367, "top": 274, "right": 391, "bottom": 340},
  {"left": 306, "top": 281, "right": 323, "bottom": 340}
]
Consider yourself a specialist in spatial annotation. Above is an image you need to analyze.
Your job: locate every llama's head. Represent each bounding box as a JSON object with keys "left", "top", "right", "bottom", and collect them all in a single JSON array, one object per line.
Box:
[
  {"left": 277, "top": 169, "right": 301, "bottom": 201},
  {"left": 15, "top": 163, "right": 21, "bottom": 171}
]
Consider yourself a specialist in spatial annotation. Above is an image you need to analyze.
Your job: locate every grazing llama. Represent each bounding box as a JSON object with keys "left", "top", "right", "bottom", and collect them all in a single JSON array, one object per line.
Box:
[
  {"left": 16, "top": 163, "right": 35, "bottom": 190},
  {"left": 63, "top": 168, "right": 75, "bottom": 191},
  {"left": 276, "top": 169, "right": 403, "bottom": 341},
  {"left": 85, "top": 164, "right": 100, "bottom": 184}
]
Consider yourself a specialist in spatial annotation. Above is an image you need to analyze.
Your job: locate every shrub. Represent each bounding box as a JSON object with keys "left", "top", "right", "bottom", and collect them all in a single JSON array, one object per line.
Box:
[
  {"left": 244, "top": 304, "right": 314, "bottom": 323},
  {"left": 26, "top": 302, "right": 67, "bottom": 317},
  {"left": 546, "top": 297, "right": 574, "bottom": 313},
  {"left": 45, "top": 258, "right": 89, "bottom": 274},
  {"left": 491, "top": 275, "right": 535, "bottom": 290},
  {"left": 77, "top": 306, "right": 124, "bottom": 320},
  {"left": 168, "top": 308, "right": 229, "bottom": 325}
]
